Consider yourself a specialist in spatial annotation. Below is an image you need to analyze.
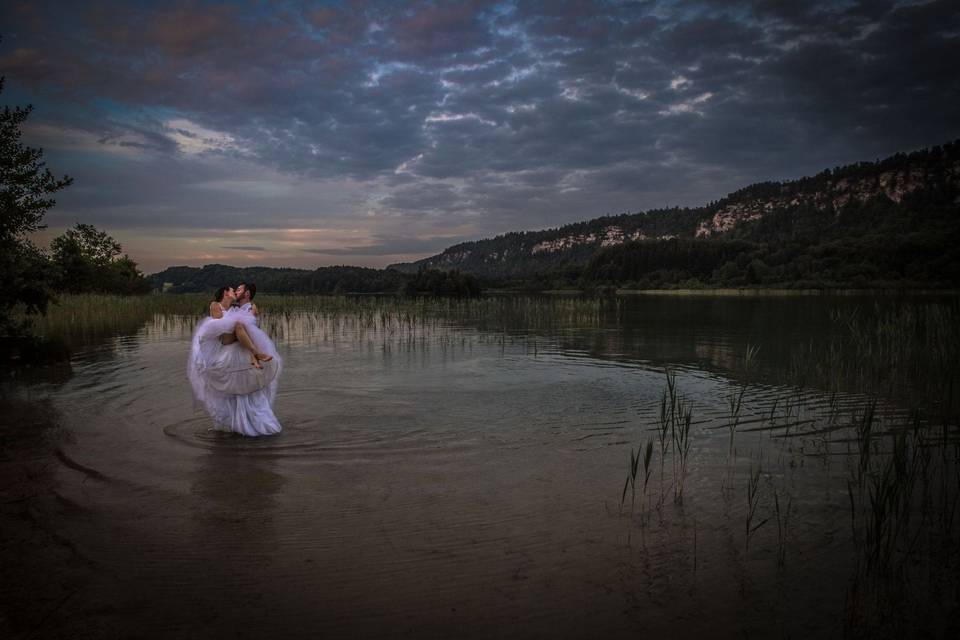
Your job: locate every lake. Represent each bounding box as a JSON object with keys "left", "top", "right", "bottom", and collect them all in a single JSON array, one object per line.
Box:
[{"left": 2, "top": 293, "right": 958, "bottom": 638}]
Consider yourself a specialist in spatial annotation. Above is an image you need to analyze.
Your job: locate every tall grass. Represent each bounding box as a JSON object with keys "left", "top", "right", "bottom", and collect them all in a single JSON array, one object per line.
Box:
[
  {"left": 745, "top": 457, "right": 768, "bottom": 552},
  {"left": 25, "top": 294, "right": 207, "bottom": 350},
  {"left": 671, "top": 396, "right": 693, "bottom": 504},
  {"left": 788, "top": 302, "right": 960, "bottom": 419},
  {"left": 842, "top": 406, "right": 959, "bottom": 637},
  {"left": 620, "top": 439, "right": 654, "bottom": 522},
  {"left": 24, "top": 293, "right": 619, "bottom": 354},
  {"left": 773, "top": 489, "right": 793, "bottom": 569}
]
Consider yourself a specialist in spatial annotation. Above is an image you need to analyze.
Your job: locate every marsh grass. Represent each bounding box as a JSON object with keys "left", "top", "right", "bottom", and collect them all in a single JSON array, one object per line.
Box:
[
  {"left": 653, "top": 369, "right": 696, "bottom": 506},
  {"left": 627, "top": 369, "right": 696, "bottom": 516},
  {"left": 671, "top": 397, "right": 693, "bottom": 504},
  {"left": 613, "top": 300, "right": 957, "bottom": 635},
  {"left": 769, "top": 302, "right": 960, "bottom": 635},
  {"left": 842, "top": 406, "right": 960, "bottom": 637},
  {"left": 656, "top": 371, "right": 675, "bottom": 507},
  {"left": 620, "top": 439, "right": 654, "bottom": 522},
  {"left": 727, "top": 387, "right": 745, "bottom": 457},
  {"left": 787, "top": 302, "right": 960, "bottom": 419},
  {"left": 26, "top": 293, "right": 207, "bottom": 349},
  {"left": 773, "top": 489, "right": 793, "bottom": 569},
  {"left": 745, "top": 457, "right": 769, "bottom": 552},
  {"left": 25, "top": 293, "right": 619, "bottom": 358}
]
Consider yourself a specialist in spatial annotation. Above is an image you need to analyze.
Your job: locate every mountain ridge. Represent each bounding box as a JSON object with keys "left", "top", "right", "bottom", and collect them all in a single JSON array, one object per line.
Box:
[{"left": 388, "top": 140, "right": 960, "bottom": 284}]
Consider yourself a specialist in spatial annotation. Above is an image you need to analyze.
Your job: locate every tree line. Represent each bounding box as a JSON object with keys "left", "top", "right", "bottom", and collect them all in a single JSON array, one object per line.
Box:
[
  {"left": 394, "top": 140, "right": 960, "bottom": 287},
  {"left": 576, "top": 185, "right": 960, "bottom": 290},
  {"left": 1, "top": 79, "right": 150, "bottom": 348},
  {"left": 150, "top": 263, "right": 482, "bottom": 297}
]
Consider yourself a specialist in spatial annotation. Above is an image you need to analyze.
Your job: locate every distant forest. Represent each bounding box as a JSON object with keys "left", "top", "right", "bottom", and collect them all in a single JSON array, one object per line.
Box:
[
  {"left": 149, "top": 264, "right": 481, "bottom": 297},
  {"left": 389, "top": 140, "right": 960, "bottom": 290},
  {"left": 567, "top": 191, "right": 959, "bottom": 290}
]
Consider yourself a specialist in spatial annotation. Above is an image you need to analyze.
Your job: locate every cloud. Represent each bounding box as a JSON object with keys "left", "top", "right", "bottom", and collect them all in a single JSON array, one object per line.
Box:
[{"left": 221, "top": 245, "right": 267, "bottom": 252}]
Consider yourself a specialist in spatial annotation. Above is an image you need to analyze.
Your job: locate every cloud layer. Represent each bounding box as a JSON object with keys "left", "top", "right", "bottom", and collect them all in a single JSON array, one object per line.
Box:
[{"left": 2, "top": 0, "right": 958, "bottom": 272}]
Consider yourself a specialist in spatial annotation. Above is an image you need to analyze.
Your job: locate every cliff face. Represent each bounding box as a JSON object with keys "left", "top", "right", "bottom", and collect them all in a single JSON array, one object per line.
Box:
[
  {"left": 389, "top": 141, "right": 960, "bottom": 278},
  {"left": 696, "top": 161, "right": 960, "bottom": 238}
]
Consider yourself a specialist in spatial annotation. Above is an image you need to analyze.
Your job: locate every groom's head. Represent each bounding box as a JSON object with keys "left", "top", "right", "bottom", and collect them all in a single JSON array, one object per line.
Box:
[{"left": 237, "top": 281, "right": 256, "bottom": 302}]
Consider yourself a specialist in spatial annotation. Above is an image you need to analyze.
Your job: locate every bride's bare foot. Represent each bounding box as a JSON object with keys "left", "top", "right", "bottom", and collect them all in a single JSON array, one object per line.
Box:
[{"left": 255, "top": 353, "right": 273, "bottom": 363}]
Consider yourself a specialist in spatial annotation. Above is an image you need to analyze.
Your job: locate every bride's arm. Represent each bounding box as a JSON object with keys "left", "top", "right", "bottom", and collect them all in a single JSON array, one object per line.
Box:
[{"left": 210, "top": 301, "right": 224, "bottom": 319}]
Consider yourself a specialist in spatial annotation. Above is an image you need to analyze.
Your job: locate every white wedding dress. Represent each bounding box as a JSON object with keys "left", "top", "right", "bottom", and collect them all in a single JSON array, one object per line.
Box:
[{"left": 187, "top": 304, "right": 282, "bottom": 436}]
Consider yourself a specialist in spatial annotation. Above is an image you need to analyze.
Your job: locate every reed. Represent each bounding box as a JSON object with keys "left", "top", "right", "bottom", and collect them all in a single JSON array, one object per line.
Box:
[
  {"left": 672, "top": 396, "right": 693, "bottom": 504},
  {"left": 773, "top": 489, "right": 793, "bottom": 569},
  {"left": 727, "top": 387, "right": 745, "bottom": 457},
  {"left": 842, "top": 398, "right": 960, "bottom": 637},
  {"left": 787, "top": 302, "right": 960, "bottom": 419},
  {"left": 745, "top": 458, "right": 769, "bottom": 552},
  {"left": 855, "top": 399, "right": 877, "bottom": 482},
  {"left": 656, "top": 370, "right": 675, "bottom": 507},
  {"left": 726, "top": 343, "right": 759, "bottom": 460},
  {"left": 620, "top": 439, "right": 654, "bottom": 522},
  {"left": 25, "top": 293, "right": 207, "bottom": 350},
  {"left": 653, "top": 369, "right": 695, "bottom": 505}
]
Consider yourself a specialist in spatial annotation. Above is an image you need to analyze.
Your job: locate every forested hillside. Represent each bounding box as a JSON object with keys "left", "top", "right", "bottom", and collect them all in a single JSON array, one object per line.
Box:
[{"left": 390, "top": 141, "right": 960, "bottom": 289}]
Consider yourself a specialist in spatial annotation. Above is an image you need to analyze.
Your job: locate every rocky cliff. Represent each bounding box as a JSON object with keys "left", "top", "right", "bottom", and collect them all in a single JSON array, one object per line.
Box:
[{"left": 389, "top": 141, "right": 960, "bottom": 279}]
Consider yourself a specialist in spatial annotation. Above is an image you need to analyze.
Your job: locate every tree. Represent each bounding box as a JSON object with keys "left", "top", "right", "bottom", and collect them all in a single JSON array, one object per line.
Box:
[
  {"left": 103, "top": 255, "right": 152, "bottom": 295},
  {"left": 51, "top": 222, "right": 121, "bottom": 266},
  {"left": 50, "top": 223, "right": 150, "bottom": 294},
  {"left": 0, "top": 77, "right": 73, "bottom": 335}
]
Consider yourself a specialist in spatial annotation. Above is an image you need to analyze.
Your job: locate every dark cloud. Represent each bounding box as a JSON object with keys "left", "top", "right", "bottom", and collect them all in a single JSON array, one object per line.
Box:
[{"left": 1, "top": 0, "right": 958, "bottom": 270}]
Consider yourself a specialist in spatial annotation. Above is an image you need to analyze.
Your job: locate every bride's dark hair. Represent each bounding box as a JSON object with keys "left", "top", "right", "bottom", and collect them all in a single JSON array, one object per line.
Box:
[{"left": 214, "top": 286, "right": 230, "bottom": 302}]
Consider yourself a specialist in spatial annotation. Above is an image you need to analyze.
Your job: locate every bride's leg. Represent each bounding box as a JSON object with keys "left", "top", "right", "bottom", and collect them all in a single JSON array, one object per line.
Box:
[{"left": 234, "top": 323, "right": 273, "bottom": 368}]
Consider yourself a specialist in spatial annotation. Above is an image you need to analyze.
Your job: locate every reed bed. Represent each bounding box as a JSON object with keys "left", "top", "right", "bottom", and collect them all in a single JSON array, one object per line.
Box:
[
  {"left": 25, "top": 294, "right": 207, "bottom": 350},
  {"left": 787, "top": 302, "right": 960, "bottom": 419},
  {"left": 617, "top": 300, "right": 960, "bottom": 637},
  {"left": 26, "top": 293, "right": 616, "bottom": 357}
]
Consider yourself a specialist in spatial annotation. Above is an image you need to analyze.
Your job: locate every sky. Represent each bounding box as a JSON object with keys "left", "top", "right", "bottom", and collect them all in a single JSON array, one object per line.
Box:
[{"left": 2, "top": 0, "right": 958, "bottom": 274}]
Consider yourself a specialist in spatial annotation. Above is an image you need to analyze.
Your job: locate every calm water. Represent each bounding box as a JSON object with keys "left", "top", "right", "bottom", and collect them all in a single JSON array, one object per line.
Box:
[{"left": 1, "top": 294, "right": 957, "bottom": 638}]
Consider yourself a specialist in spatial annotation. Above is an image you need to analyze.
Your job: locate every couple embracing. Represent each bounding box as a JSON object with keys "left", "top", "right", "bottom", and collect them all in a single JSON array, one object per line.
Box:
[{"left": 187, "top": 282, "right": 283, "bottom": 436}]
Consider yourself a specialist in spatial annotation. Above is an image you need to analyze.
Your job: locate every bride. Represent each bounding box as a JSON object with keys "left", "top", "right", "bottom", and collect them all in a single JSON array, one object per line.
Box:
[{"left": 187, "top": 285, "right": 283, "bottom": 436}]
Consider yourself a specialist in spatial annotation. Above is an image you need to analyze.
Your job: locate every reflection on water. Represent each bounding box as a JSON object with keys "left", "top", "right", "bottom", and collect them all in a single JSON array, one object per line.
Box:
[{"left": 1, "top": 294, "right": 957, "bottom": 638}]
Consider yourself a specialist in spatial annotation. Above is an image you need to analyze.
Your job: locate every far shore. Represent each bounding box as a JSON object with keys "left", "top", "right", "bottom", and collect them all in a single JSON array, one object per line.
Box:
[{"left": 504, "top": 287, "right": 960, "bottom": 297}]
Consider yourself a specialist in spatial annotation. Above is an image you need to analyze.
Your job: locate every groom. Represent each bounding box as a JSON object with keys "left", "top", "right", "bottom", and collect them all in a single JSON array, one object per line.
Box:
[{"left": 235, "top": 282, "right": 259, "bottom": 320}]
